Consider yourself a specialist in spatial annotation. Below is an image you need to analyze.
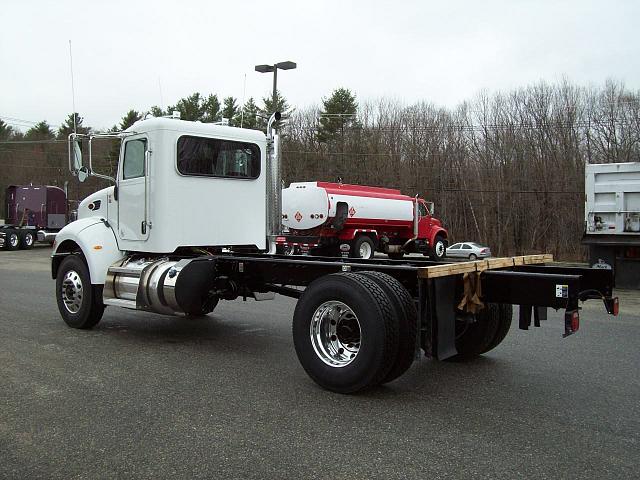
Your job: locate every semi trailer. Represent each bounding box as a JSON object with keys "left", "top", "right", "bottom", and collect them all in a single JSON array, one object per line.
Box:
[
  {"left": 582, "top": 162, "right": 640, "bottom": 289},
  {"left": 0, "top": 184, "right": 68, "bottom": 250},
  {"left": 51, "top": 112, "right": 618, "bottom": 393},
  {"left": 278, "top": 181, "right": 448, "bottom": 260}
]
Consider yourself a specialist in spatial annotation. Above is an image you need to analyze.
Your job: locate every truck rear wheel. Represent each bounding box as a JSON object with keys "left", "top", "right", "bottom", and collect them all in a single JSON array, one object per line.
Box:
[
  {"left": 56, "top": 255, "right": 105, "bottom": 329},
  {"left": 446, "top": 303, "right": 503, "bottom": 361},
  {"left": 292, "top": 273, "right": 399, "bottom": 393},
  {"left": 19, "top": 230, "right": 35, "bottom": 249},
  {"left": 481, "top": 304, "right": 513, "bottom": 354},
  {"left": 351, "top": 235, "right": 375, "bottom": 259},
  {"left": 359, "top": 271, "right": 417, "bottom": 383}
]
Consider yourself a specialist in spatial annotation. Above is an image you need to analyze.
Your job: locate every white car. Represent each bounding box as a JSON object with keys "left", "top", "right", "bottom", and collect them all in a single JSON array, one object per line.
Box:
[{"left": 446, "top": 242, "right": 491, "bottom": 260}]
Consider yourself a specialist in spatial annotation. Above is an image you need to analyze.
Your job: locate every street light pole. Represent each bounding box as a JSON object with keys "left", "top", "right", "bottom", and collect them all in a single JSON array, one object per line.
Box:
[{"left": 255, "top": 61, "right": 297, "bottom": 113}]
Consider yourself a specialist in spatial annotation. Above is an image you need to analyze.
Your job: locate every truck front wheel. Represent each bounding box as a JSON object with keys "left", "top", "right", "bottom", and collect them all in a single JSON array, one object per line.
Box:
[
  {"left": 292, "top": 273, "right": 399, "bottom": 393},
  {"left": 429, "top": 235, "right": 446, "bottom": 260},
  {"left": 351, "top": 235, "right": 375, "bottom": 259},
  {"left": 5, "top": 231, "right": 20, "bottom": 251},
  {"left": 56, "top": 255, "right": 105, "bottom": 329}
]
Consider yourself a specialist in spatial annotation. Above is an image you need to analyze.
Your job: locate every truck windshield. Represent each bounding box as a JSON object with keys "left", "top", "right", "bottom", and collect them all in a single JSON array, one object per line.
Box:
[{"left": 177, "top": 136, "right": 260, "bottom": 179}]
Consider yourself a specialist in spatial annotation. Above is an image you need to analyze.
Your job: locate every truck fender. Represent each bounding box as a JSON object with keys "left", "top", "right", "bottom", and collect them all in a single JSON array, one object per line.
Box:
[
  {"left": 429, "top": 227, "right": 448, "bottom": 246},
  {"left": 337, "top": 228, "right": 378, "bottom": 242},
  {"left": 51, "top": 218, "right": 123, "bottom": 284}
]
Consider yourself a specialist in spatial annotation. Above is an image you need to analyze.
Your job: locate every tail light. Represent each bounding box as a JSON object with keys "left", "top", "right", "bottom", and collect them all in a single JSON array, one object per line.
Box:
[
  {"left": 480, "top": 248, "right": 488, "bottom": 253},
  {"left": 563, "top": 310, "right": 580, "bottom": 337},
  {"left": 604, "top": 297, "right": 619, "bottom": 316},
  {"left": 276, "top": 236, "right": 286, "bottom": 243}
]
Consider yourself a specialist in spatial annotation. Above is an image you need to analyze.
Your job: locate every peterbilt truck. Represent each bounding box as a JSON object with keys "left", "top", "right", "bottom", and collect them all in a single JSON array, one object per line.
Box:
[
  {"left": 278, "top": 182, "right": 448, "bottom": 260},
  {"left": 51, "top": 111, "right": 618, "bottom": 394},
  {"left": 582, "top": 162, "right": 640, "bottom": 289},
  {"left": 0, "top": 184, "right": 68, "bottom": 250}
]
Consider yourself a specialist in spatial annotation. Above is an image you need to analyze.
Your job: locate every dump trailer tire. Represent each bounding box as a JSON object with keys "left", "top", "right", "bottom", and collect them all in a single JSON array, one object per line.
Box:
[
  {"left": 430, "top": 235, "right": 447, "bottom": 260},
  {"left": 292, "top": 272, "right": 399, "bottom": 394},
  {"left": 359, "top": 271, "right": 417, "bottom": 383},
  {"left": 351, "top": 235, "right": 375, "bottom": 259},
  {"left": 6, "top": 231, "right": 20, "bottom": 251},
  {"left": 19, "top": 230, "right": 35, "bottom": 249},
  {"left": 446, "top": 303, "right": 501, "bottom": 362},
  {"left": 481, "top": 304, "right": 513, "bottom": 354},
  {"left": 56, "top": 255, "right": 105, "bottom": 329}
]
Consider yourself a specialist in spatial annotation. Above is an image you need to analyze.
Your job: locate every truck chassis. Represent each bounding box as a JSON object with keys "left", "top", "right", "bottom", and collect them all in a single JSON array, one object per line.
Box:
[{"left": 52, "top": 249, "right": 617, "bottom": 393}]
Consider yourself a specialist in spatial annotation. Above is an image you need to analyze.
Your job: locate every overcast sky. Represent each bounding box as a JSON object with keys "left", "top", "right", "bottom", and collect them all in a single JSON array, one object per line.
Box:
[{"left": 1, "top": 0, "right": 638, "bottom": 132}]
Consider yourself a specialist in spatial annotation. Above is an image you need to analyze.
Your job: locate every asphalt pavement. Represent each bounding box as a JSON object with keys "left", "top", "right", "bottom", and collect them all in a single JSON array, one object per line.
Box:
[{"left": 1, "top": 246, "right": 638, "bottom": 479}]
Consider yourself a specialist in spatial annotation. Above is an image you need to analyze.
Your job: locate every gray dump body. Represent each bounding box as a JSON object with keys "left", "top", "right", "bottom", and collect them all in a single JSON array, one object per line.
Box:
[{"left": 583, "top": 162, "right": 640, "bottom": 288}]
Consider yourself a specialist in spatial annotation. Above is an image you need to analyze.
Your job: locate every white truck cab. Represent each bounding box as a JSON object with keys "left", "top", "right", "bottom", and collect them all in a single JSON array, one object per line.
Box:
[{"left": 70, "top": 117, "right": 269, "bottom": 254}]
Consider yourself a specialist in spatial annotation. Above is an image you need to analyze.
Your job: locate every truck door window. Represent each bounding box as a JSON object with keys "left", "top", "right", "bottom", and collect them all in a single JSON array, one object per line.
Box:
[
  {"left": 418, "top": 202, "right": 428, "bottom": 217},
  {"left": 122, "top": 139, "right": 147, "bottom": 179},
  {"left": 177, "top": 136, "right": 260, "bottom": 179}
]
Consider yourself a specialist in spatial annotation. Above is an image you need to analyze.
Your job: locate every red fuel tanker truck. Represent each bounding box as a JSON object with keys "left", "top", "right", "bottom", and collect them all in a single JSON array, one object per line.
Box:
[{"left": 277, "top": 182, "right": 448, "bottom": 260}]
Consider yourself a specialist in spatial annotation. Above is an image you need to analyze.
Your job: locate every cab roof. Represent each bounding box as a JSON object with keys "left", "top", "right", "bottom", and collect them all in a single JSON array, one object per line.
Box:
[{"left": 124, "top": 117, "right": 267, "bottom": 143}]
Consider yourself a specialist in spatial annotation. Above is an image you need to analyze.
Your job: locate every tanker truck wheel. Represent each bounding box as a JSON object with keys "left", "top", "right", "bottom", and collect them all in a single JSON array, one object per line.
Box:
[
  {"left": 429, "top": 235, "right": 447, "bottom": 260},
  {"left": 359, "top": 271, "right": 417, "bottom": 383},
  {"left": 351, "top": 235, "right": 375, "bottom": 259},
  {"left": 292, "top": 273, "right": 399, "bottom": 393},
  {"left": 56, "top": 255, "right": 105, "bottom": 329}
]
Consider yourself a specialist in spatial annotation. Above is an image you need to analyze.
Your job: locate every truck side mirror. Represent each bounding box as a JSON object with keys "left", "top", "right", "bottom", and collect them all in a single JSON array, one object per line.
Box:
[
  {"left": 77, "top": 166, "right": 89, "bottom": 183},
  {"left": 426, "top": 202, "right": 435, "bottom": 215},
  {"left": 72, "top": 140, "right": 83, "bottom": 173}
]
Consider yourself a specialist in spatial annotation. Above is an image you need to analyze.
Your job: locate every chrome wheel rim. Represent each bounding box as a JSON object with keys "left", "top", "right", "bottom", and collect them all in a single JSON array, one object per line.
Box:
[
  {"left": 310, "top": 301, "right": 361, "bottom": 367},
  {"left": 9, "top": 234, "right": 19, "bottom": 248},
  {"left": 61, "top": 270, "right": 83, "bottom": 314},
  {"left": 359, "top": 242, "right": 372, "bottom": 259},
  {"left": 25, "top": 233, "right": 33, "bottom": 246},
  {"left": 435, "top": 241, "right": 445, "bottom": 257}
]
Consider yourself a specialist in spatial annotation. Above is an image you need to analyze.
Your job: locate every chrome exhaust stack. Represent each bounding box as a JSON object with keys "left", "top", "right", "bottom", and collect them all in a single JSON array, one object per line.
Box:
[{"left": 266, "top": 112, "right": 282, "bottom": 253}]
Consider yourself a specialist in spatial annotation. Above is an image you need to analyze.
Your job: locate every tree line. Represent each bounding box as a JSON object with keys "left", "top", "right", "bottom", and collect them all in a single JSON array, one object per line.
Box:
[{"left": 1, "top": 79, "right": 638, "bottom": 260}]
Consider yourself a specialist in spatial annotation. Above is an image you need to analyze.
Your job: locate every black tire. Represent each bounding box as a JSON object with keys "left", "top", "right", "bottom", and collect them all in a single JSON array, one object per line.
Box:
[
  {"left": 446, "top": 303, "right": 502, "bottom": 361},
  {"left": 19, "top": 230, "right": 35, "bottom": 249},
  {"left": 56, "top": 255, "right": 105, "bottom": 329},
  {"left": 481, "top": 304, "right": 513, "bottom": 354},
  {"left": 468, "top": 253, "right": 477, "bottom": 261},
  {"left": 350, "top": 235, "right": 375, "bottom": 259},
  {"left": 359, "top": 271, "right": 417, "bottom": 383},
  {"left": 292, "top": 273, "right": 399, "bottom": 393},
  {"left": 5, "top": 231, "right": 20, "bottom": 251},
  {"left": 430, "top": 235, "right": 447, "bottom": 260},
  {"left": 388, "top": 252, "right": 405, "bottom": 260}
]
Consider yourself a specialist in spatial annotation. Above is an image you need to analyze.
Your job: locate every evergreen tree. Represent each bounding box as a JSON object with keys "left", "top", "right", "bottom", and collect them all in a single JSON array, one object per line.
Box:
[
  {"left": 119, "top": 110, "right": 142, "bottom": 130},
  {"left": 169, "top": 92, "right": 204, "bottom": 121},
  {"left": 239, "top": 97, "right": 260, "bottom": 130},
  {"left": 150, "top": 105, "right": 165, "bottom": 117},
  {"left": 221, "top": 96, "right": 239, "bottom": 125},
  {"left": 0, "top": 119, "right": 14, "bottom": 141},
  {"left": 25, "top": 121, "right": 55, "bottom": 140},
  {"left": 317, "top": 88, "right": 358, "bottom": 143},
  {"left": 260, "top": 90, "right": 290, "bottom": 130},
  {"left": 202, "top": 94, "right": 221, "bottom": 123},
  {"left": 57, "top": 112, "right": 90, "bottom": 139}
]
